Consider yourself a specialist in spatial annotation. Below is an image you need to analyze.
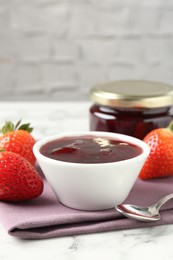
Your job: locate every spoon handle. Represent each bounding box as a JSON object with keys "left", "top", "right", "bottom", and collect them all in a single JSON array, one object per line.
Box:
[{"left": 155, "top": 192, "right": 173, "bottom": 211}]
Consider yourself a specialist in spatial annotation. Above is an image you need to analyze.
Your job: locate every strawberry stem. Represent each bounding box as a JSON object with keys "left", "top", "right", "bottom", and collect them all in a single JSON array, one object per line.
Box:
[
  {"left": 14, "top": 119, "right": 22, "bottom": 130},
  {"left": 0, "top": 120, "right": 33, "bottom": 134},
  {"left": 167, "top": 120, "right": 173, "bottom": 133}
]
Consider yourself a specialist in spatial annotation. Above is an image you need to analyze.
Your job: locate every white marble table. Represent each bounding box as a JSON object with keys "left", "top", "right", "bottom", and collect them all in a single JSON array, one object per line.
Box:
[{"left": 0, "top": 101, "right": 173, "bottom": 260}]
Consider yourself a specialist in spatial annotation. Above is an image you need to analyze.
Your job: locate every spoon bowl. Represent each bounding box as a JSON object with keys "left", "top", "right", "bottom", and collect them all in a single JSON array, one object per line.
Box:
[
  {"left": 116, "top": 192, "right": 173, "bottom": 222},
  {"left": 116, "top": 204, "right": 160, "bottom": 222}
]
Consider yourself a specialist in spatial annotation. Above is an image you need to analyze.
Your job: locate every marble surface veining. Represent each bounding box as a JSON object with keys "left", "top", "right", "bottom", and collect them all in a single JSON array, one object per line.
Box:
[{"left": 0, "top": 101, "right": 173, "bottom": 260}]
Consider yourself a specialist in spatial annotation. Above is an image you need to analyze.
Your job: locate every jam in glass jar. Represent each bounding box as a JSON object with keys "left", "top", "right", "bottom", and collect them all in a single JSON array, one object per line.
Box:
[{"left": 89, "top": 80, "right": 173, "bottom": 140}]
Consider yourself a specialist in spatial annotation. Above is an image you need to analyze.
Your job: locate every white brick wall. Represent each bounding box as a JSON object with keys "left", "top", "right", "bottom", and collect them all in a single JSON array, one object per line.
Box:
[{"left": 0, "top": 0, "right": 173, "bottom": 100}]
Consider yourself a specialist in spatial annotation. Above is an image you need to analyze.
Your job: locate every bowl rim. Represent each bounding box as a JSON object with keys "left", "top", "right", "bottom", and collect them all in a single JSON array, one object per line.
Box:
[{"left": 33, "top": 131, "right": 150, "bottom": 167}]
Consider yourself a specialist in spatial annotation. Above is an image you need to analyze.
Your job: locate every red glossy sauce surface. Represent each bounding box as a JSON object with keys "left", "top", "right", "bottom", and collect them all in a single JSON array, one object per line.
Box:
[
  {"left": 90, "top": 104, "right": 173, "bottom": 140},
  {"left": 40, "top": 135, "right": 142, "bottom": 163}
]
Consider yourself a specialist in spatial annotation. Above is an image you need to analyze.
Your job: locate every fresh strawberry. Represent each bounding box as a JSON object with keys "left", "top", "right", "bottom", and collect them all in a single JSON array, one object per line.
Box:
[
  {"left": 0, "top": 120, "right": 36, "bottom": 166},
  {"left": 0, "top": 151, "right": 43, "bottom": 201},
  {"left": 139, "top": 121, "right": 173, "bottom": 180}
]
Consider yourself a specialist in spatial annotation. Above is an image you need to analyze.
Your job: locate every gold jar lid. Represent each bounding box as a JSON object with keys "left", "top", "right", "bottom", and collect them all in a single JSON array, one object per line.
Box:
[{"left": 90, "top": 80, "right": 173, "bottom": 108}]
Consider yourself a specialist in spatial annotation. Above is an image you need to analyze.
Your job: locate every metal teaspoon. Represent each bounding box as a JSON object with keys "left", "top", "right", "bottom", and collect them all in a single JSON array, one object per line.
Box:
[{"left": 116, "top": 192, "right": 173, "bottom": 222}]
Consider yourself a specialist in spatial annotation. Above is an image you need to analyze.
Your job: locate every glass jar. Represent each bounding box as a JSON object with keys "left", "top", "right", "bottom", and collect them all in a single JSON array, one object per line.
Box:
[{"left": 89, "top": 80, "right": 173, "bottom": 140}]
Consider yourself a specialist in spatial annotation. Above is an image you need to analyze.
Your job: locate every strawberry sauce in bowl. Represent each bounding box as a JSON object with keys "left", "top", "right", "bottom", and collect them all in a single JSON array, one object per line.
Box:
[
  {"left": 40, "top": 135, "right": 143, "bottom": 164},
  {"left": 33, "top": 132, "right": 150, "bottom": 211}
]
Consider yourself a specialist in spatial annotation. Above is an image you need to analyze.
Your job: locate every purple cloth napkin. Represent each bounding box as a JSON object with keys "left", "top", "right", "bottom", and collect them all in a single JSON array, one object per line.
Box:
[{"left": 0, "top": 166, "right": 173, "bottom": 240}]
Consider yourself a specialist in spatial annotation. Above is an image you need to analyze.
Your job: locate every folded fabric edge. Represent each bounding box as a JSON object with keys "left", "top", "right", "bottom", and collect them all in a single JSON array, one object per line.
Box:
[{"left": 8, "top": 209, "right": 173, "bottom": 240}]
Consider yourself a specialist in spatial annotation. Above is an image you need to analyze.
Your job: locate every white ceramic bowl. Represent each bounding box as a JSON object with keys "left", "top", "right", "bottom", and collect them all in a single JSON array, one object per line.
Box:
[{"left": 33, "top": 132, "right": 150, "bottom": 211}]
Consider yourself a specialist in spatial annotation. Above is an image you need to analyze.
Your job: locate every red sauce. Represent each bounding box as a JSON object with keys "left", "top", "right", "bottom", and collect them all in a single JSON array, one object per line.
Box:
[
  {"left": 40, "top": 135, "right": 142, "bottom": 164},
  {"left": 90, "top": 104, "right": 173, "bottom": 140}
]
